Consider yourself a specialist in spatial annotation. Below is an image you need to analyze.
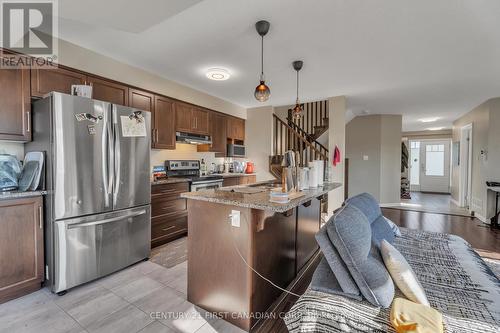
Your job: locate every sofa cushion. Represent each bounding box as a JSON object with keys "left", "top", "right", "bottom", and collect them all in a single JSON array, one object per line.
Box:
[
  {"left": 326, "top": 204, "right": 395, "bottom": 308},
  {"left": 345, "top": 192, "right": 382, "bottom": 224},
  {"left": 380, "top": 239, "right": 429, "bottom": 305},
  {"left": 384, "top": 216, "right": 402, "bottom": 237},
  {"left": 315, "top": 225, "right": 362, "bottom": 298},
  {"left": 311, "top": 257, "right": 363, "bottom": 301},
  {"left": 372, "top": 215, "right": 396, "bottom": 247},
  {"left": 346, "top": 192, "right": 399, "bottom": 245}
]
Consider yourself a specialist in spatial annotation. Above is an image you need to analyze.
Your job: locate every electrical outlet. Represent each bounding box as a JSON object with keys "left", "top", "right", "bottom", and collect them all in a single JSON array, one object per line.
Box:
[{"left": 230, "top": 210, "right": 240, "bottom": 227}]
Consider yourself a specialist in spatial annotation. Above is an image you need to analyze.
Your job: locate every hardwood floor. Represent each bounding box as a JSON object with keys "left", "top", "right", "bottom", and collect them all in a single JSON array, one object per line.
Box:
[
  {"left": 382, "top": 191, "right": 471, "bottom": 216},
  {"left": 382, "top": 208, "right": 500, "bottom": 259}
]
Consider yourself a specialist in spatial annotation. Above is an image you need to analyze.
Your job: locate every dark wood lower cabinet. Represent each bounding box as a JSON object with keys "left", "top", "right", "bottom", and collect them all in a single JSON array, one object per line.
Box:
[
  {"left": 151, "top": 182, "right": 189, "bottom": 247},
  {"left": 0, "top": 196, "right": 44, "bottom": 304}
]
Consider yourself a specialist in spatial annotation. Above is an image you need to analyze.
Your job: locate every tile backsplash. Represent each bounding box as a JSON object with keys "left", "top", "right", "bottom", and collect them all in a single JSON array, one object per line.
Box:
[{"left": 0, "top": 142, "right": 24, "bottom": 161}]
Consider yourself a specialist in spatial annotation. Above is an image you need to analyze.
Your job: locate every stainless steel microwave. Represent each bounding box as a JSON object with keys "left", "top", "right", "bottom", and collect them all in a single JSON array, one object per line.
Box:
[{"left": 227, "top": 143, "right": 246, "bottom": 157}]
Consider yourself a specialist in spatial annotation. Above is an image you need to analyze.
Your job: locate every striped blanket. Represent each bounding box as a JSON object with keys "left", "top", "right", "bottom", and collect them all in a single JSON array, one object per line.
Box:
[{"left": 285, "top": 228, "right": 500, "bottom": 332}]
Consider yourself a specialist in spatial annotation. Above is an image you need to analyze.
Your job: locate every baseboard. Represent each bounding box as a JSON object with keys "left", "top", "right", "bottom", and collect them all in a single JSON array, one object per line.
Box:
[
  {"left": 450, "top": 198, "right": 461, "bottom": 207},
  {"left": 474, "top": 213, "right": 489, "bottom": 223}
]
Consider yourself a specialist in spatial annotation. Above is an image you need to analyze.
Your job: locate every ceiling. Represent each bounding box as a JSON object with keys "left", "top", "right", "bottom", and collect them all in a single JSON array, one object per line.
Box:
[{"left": 58, "top": 0, "right": 500, "bottom": 131}]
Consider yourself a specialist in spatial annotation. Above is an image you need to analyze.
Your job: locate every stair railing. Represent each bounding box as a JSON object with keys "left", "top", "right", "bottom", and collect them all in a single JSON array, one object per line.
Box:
[
  {"left": 273, "top": 114, "right": 328, "bottom": 166},
  {"left": 286, "top": 117, "right": 329, "bottom": 153},
  {"left": 288, "top": 100, "right": 328, "bottom": 136}
]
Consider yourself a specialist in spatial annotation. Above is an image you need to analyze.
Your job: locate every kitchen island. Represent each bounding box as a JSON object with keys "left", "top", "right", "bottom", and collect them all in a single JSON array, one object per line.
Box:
[{"left": 181, "top": 182, "right": 341, "bottom": 331}]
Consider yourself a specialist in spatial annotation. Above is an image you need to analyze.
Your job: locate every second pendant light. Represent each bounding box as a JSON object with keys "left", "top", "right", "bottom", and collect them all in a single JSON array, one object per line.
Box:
[{"left": 291, "top": 60, "right": 304, "bottom": 119}]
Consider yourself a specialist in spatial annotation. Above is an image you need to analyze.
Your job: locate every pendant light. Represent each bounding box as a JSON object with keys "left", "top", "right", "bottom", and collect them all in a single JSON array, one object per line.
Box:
[
  {"left": 291, "top": 60, "right": 304, "bottom": 119},
  {"left": 254, "top": 20, "right": 271, "bottom": 102}
]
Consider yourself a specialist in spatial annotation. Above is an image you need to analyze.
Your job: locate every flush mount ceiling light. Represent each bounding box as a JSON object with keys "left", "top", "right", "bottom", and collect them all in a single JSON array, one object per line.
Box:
[
  {"left": 290, "top": 60, "right": 304, "bottom": 120},
  {"left": 428, "top": 127, "right": 444, "bottom": 131},
  {"left": 419, "top": 117, "right": 440, "bottom": 123},
  {"left": 254, "top": 20, "right": 271, "bottom": 102},
  {"left": 205, "top": 68, "right": 230, "bottom": 81}
]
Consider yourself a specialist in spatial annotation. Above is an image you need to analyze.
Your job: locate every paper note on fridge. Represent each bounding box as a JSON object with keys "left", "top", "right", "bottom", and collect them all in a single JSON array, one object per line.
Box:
[{"left": 120, "top": 116, "right": 147, "bottom": 137}]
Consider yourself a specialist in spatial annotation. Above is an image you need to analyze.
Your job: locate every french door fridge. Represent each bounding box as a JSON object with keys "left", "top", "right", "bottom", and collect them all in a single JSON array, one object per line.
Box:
[{"left": 26, "top": 93, "right": 151, "bottom": 293}]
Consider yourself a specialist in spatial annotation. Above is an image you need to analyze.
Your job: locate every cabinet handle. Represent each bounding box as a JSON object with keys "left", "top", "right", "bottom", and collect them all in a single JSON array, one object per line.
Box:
[
  {"left": 38, "top": 206, "right": 43, "bottom": 229},
  {"left": 162, "top": 226, "right": 176, "bottom": 232},
  {"left": 152, "top": 129, "right": 155, "bottom": 143},
  {"left": 156, "top": 129, "right": 159, "bottom": 142},
  {"left": 26, "top": 111, "right": 31, "bottom": 132}
]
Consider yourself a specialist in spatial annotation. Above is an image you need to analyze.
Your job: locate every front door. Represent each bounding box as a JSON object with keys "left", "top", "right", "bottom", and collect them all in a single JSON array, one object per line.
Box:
[{"left": 419, "top": 140, "right": 451, "bottom": 193}]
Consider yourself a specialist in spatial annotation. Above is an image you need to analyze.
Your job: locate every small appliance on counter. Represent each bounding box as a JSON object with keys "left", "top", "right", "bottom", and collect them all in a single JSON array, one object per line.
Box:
[{"left": 245, "top": 162, "right": 255, "bottom": 174}]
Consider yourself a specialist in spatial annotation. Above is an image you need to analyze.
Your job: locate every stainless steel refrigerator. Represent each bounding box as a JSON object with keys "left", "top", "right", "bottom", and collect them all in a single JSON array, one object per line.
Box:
[{"left": 26, "top": 92, "right": 151, "bottom": 294}]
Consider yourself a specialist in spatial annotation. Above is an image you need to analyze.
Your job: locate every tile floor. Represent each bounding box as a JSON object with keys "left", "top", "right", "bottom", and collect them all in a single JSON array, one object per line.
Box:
[{"left": 0, "top": 260, "right": 245, "bottom": 333}]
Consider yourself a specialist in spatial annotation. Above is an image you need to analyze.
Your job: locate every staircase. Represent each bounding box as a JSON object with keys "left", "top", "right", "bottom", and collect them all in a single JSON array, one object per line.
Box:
[{"left": 269, "top": 100, "right": 329, "bottom": 180}]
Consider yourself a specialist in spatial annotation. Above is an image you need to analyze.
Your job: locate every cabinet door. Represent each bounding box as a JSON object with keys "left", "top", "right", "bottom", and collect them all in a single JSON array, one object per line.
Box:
[
  {"left": 227, "top": 117, "right": 245, "bottom": 141},
  {"left": 192, "top": 108, "right": 209, "bottom": 134},
  {"left": 0, "top": 196, "right": 44, "bottom": 304},
  {"left": 0, "top": 54, "right": 31, "bottom": 141},
  {"left": 129, "top": 89, "right": 154, "bottom": 112},
  {"left": 175, "top": 102, "right": 193, "bottom": 133},
  {"left": 154, "top": 96, "right": 176, "bottom": 149},
  {"left": 87, "top": 76, "right": 129, "bottom": 106},
  {"left": 209, "top": 112, "right": 227, "bottom": 153},
  {"left": 31, "top": 66, "right": 86, "bottom": 97}
]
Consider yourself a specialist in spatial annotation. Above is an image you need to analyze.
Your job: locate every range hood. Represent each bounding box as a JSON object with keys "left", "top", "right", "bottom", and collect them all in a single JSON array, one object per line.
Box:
[{"left": 176, "top": 131, "right": 212, "bottom": 145}]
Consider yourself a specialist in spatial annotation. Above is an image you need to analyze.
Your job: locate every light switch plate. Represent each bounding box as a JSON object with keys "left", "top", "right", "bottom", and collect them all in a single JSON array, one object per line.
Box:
[
  {"left": 230, "top": 210, "right": 240, "bottom": 227},
  {"left": 363, "top": 155, "right": 369, "bottom": 161}
]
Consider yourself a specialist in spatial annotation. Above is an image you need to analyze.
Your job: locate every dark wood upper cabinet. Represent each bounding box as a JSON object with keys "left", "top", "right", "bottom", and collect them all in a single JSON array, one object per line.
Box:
[
  {"left": 175, "top": 102, "right": 193, "bottom": 133},
  {"left": 209, "top": 112, "right": 227, "bottom": 154},
  {"left": 153, "top": 96, "right": 176, "bottom": 150},
  {"left": 31, "top": 66, "right": 86, "bottom": 98},
  {"left": 192, "top": 107, "right": 209, "bottom": 134},
  {"left": 87, "top": 76, "right": 129, "bottom": 106},
  {"left": 175, "top": 102, "right": 209, "bottom": 135},
  {"left": 0, "top": 196, "right": 44, "bottom": 304},
  {"left": 227, "top": 117, "right": 245, "bottom": 141},
  {"left": 129, "top": 88, "right": 154, "bottom": 112},
  {"left": 0, "top": 53, "right": 31, "bottom": 141}
]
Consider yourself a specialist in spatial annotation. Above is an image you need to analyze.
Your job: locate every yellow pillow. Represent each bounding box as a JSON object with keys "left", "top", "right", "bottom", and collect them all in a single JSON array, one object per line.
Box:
[{"left": 390, "top": 298, "right": 443, "bottom": 333}]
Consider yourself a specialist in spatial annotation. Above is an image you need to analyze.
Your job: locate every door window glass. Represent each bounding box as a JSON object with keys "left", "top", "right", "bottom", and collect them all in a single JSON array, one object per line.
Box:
[
  {"left": 425, "top": 144, "right": 445, "bottom": 176},
  {"left": 410, "top": 141, "right": 420, "bottom": 185}
]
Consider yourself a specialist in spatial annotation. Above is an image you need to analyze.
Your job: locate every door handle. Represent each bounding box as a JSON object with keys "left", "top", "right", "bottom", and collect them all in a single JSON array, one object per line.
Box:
[
  {"left": 39, "top": 206, "right": 43, "bottom": 229},
  {"left": 67, "top": 209, "right": 147, "bottom": 229},
  {"left": 26, "top": 111, "right": 31, "bottom": 132}
]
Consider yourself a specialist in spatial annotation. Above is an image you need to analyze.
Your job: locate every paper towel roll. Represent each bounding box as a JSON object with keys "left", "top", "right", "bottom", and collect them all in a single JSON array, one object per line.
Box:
[
  {"left": 315, "top": 160, "right": 324, "bottom": 186},
  {"left": 308, "top": 162, "right": 318, "bottom": 188}
]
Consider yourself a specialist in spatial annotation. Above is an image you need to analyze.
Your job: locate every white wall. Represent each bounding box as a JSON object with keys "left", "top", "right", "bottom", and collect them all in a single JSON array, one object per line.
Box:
[
  {"left": 346, "top": 114, "right": 402, "bottom": 204},
  {"left": 451, "top": 98, "right": 500, "bottom": 220},
  {"left": 246, "top": 106, "right": 275, "bottom": 182},
  {"left": 328, "top": 96, "right": 347, "bottom": 215}
]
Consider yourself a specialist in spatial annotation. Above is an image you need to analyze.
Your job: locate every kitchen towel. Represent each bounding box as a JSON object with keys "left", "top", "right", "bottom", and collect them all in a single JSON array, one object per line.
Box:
[{"left": 333, "top": 145, "right": 341, "bottom": 166}]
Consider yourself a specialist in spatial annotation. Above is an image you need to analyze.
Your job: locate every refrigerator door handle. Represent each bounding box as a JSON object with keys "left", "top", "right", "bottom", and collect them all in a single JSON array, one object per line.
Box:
[
  {"left": 101, "top": 120, "right": 110, "bottom": 206},
  {"left": 107, "top": 113, "right": 114, "bottom": 195},
  {"left": 66, "top": 209, "right": 147, "bottom": 229},
  {"left": 113, "top": 106, "right": 121, "bottom": 206}
]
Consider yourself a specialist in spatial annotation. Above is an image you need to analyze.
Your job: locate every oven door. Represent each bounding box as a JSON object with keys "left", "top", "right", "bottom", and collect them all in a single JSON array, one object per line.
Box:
[{"left": 191, "top": 180, "right": 223, "bottom": 191}]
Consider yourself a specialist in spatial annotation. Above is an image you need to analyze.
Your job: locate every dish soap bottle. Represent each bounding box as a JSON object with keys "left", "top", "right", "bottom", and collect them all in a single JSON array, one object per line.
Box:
[{"left": 200, "top": 159, "right": 207, "bottom": 176}]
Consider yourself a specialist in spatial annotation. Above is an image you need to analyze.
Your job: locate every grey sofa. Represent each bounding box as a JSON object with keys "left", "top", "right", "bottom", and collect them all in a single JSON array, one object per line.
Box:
[{"left": 285, "top": 193, "right": 500, "bottom": 332}]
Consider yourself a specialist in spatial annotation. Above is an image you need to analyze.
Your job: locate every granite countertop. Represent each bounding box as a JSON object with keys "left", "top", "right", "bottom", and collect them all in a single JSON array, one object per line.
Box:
[
  {"left": 151, "top": 178, "right": 191, "bottom": 185},
  {"left": 217, "top": 173, "right": 256, "bottom": 178},
  {"left": 0, "top": 190, "right": 47, "bottom": 201},
  {"left": 181, "top": 182, "right": 342, "bottom": 213},
  {"left": 151, "top": 173, "right": 256, "bottom": 185}
]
